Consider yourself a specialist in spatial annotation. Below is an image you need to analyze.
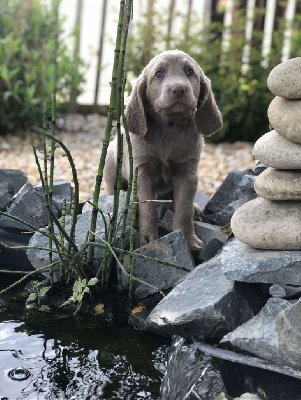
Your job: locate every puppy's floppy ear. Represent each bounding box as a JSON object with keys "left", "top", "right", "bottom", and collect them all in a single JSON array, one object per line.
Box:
[
  {"left": 125, "top": 74, "right": 147, "bottom": 137},
  {"left": 195, "top": 75, "right": 223, "bottom": 137}
]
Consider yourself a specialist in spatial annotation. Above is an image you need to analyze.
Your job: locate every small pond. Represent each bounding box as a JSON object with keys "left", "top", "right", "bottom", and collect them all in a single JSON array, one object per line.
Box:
[{"left": 0, "top": 301, "right": 170, "bottom": 399}]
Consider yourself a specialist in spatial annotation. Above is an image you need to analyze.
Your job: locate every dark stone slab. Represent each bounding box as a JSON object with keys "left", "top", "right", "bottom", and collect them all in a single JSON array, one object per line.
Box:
[
  {"left": 220, "top": 298, "right": 294, "bottom": 365},
  {"left": 221, "top": 238, "right": 301, "bottom": 286},
  {"left": 0, "top": 169, "right": 28, "bottom": 211},
  {"left": 204, "top": 169, "right": 255, "bottom": 216},
  {"left": 145, "top": 254, "right": 254, "bottom": 340},
  {"left": 122, "top": 230, "right": 195, "bottom": 303}
]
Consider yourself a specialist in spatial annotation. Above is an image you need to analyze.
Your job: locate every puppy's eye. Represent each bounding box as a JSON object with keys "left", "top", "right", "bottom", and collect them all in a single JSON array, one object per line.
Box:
[
  {"left": 185, "top": 68, "right": 194, "bottom": 77},
  {"left": 155, "top": 70, "right": 164, "bottom": 78}
]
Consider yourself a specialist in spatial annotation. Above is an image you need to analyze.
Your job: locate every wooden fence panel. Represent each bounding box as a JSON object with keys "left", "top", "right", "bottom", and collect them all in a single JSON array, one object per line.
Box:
[{"left": 57, "top": 0, "right": 299, "bottom": 106}]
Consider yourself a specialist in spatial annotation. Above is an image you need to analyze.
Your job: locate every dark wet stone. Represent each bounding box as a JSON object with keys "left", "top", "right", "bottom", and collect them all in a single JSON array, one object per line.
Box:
[{"left": 145, "top": 254, "right": 254, "bottom": 340}]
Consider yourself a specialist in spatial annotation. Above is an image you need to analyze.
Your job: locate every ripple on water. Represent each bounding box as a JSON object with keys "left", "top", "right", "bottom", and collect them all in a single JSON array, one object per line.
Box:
[{"left": 0, "top": 315, "right": 169, "bottom": 399}]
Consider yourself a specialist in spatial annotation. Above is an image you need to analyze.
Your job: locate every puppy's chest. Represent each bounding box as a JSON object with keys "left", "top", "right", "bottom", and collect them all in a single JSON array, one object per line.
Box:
[{"left": 148, "top": 131, "right": 199, "bottom": 163}]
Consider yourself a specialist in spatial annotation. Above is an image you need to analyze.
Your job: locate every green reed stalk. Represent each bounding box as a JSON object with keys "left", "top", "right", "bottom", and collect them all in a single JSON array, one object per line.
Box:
[
  {"left": 119, "top": 74, "right": 134, "bottom": 257},
  {"left": 59, "top": 199, "right": 66, "bottom": 279},
  {"left": 89, "top": 233, "right": 165, "bottom": 297},
  {"left": 0, "top": 262, "right": 59, "bottom": 296},
  {"left": 110, "top": 0, "right": 132, "bottom": 246},
  {"left": 103, "top": 132, "right": 123, "bottom": 287},
  {"left": 128, "top": 167, "right": 138, "bottom": 297},
  {"left": 44, "top": 0, "right": 59, "bottom": 283},
  {"left": 43, "top": 132, "right": 79, "bottom": 252},
  {"left": 104, "top": 0, "right": 133, "bottom": 290},
  {"left": 88, "top": 0, "right": 126, "bottom": 269}
]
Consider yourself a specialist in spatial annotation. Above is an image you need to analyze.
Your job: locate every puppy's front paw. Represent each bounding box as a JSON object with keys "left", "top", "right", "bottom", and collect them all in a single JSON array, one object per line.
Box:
[
  {"left": 193, "top": 203, "right": 203, "bottom": 221},
  {"left": 139, "top": 233, "right": 159, "bottom": 247},
  {"left": 187, "top": 234, "right": 204, "bottom": 254}
]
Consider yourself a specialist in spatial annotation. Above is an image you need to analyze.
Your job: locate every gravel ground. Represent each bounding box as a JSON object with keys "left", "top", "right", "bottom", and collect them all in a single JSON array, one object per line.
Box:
[{"left": 0, "top": 131, "right": 255, "bottom": 202}]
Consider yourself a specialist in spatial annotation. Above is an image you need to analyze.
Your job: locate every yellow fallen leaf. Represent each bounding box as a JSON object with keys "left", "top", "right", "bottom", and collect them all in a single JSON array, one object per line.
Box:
[
  {"left": 132, "top": 305, "right": 146, "bottom": 315},
  {"left": 93, "top": 303, "right": 105, "bottom": 315}
]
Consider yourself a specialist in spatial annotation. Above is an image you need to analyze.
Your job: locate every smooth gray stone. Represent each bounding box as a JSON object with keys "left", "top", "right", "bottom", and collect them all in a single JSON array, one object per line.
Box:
[
  {"left": 204, "top": 169, "right": 255, "bottom": 215},
  {"left": 0, "top": 182, "right": 58, "bottom": 231},
  {"left": 0, "top": 169, "right": 28, "bottom": 211},
  {"left": 268, "top": 97, "right": 301, "bottom": 144},
  {"left": 276, "top": 299, "right": 301, "bottom": 368},
  {"left": 122, "top": 230, "right": 194, "bottom": 302},
  {"left": 145, "top": 254, "right": 254, "bottom": 340},
  {"left": 221, "top": 238, "right": 301, "bottom": 285},
  {"left": 220, "top": 298, "right": 293, "bottom": 365},
  {"left": 231, "top": 197, "right": 301, "bottom": 250},
  {"left": 253, "top": 130, "right": 301, "bottom": 169},
  {"left": 254, "top": 168, "right": 301, "bottom": 200},
  {"left": 267, "top": 57, "right": 301, "bottom": 99}
]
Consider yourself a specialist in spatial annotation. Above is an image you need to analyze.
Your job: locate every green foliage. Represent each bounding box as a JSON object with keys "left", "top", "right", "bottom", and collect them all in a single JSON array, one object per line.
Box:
[
  {"left": 0, "top": 0, "right": 84, "bottom": 134},
  {"left": 26, "top": 281, "right": 51, "bottom": 313},
  {"left": 126, "top": 3, "right": 301, "bottom": 143},
  {"left": 62, "top": 277, "right": 98, "bottom": 315}
]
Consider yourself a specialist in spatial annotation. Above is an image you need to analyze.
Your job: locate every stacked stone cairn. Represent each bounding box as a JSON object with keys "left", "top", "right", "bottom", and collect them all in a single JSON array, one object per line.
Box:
[{"left": 231, "top": 57, "right": 301, "bottom": 250}]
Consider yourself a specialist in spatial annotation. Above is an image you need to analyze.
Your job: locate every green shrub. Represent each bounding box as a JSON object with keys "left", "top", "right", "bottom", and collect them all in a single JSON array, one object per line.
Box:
[
  {"left": 0, "top": 0, "right": 84, "bottom": 134},
  {"left": 126, "top": 4, "right": 301, "bottom": 143}
]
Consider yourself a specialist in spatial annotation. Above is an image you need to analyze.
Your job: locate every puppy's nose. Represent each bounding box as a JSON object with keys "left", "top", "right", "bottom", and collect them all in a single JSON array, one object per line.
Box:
[{"left": 171, "top": 85, "right": 187, "bottom": 96}]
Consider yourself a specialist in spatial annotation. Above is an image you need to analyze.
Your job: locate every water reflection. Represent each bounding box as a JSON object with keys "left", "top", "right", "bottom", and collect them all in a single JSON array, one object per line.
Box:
[{"left": 0, "top": 311, "right": 169, "bottom": 399}]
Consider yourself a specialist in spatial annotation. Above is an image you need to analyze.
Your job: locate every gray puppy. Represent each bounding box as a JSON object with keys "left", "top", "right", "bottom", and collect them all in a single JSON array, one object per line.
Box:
[{"left": 103, "top": 50, "right": 222, "bottom": 252}]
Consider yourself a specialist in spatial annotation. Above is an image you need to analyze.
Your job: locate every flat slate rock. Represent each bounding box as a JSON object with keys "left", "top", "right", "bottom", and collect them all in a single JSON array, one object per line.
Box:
[
  {"left": 145, "top": 254, "right": 254, "bottom": 340},
  {"left": 221, "top": 238, "right": 301, "bottom": 285},
  {"left": 276, "top": 298, "right": 301, "bottom": 368},
  {"left": 0, "top": 169, "right": 28, "bottom": 211},
  {"left": 0, "top": 182, "right": 59, "bottom": 231},
  {"left": 82, "top": 191, "right": 131, "bottom": 224},
  {"left": 26, "top": 211, "right": 134, "bottom": 279},
  {"left": 122, "top": 230, "right": 194, "bottom": 302},
  {"left": 203, "top": 194, "right": 257, "bottom": 227},
  {"left": 220, "top": 298, "right": 293, "bottom": 366},
  {"left": 27, "top": 212, "right": 107, "bottom": 280},
  {"left": 268, "top": 97, "right": 301, "bottom": 144},
  {"left": 231, "top": 197, "right": 301, "bottom": 250},
  {"left": 253, "top": 130, "right": 301, "bottom": 169},
  {"left": 35, "top": 179, "right": 73, "bottom": 215},
  {"left": 194, "top": 221, "right": 228, "bottom": 262},
  {"left": 267, "top": 57, "right": 301, "bottom": 99},
  {"left": 254, "top": 167, "right": 301, "bottom": 200},
  {"left": 204, "top": 169, "right": 255, "bottom": 216}
]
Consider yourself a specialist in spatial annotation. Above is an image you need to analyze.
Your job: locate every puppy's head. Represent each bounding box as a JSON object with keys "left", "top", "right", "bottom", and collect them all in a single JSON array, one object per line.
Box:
[{"left": 125, "top": 50, "right": 222, "bottom": 137}]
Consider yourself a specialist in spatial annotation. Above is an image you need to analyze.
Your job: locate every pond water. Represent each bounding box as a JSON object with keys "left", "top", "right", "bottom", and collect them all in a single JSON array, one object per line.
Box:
[{"left": 0, "top": 303, "right": 170, "bottom": 400}]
